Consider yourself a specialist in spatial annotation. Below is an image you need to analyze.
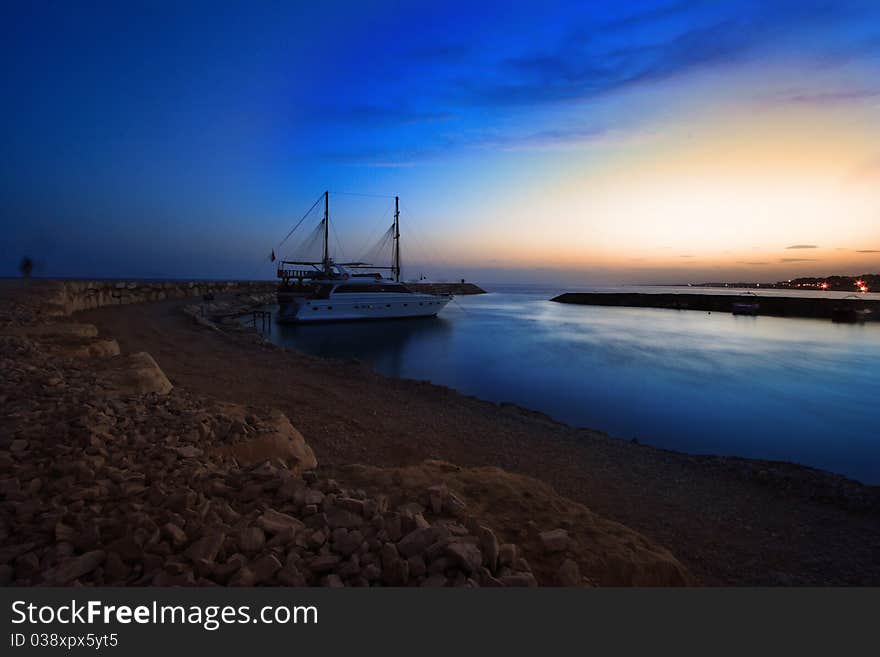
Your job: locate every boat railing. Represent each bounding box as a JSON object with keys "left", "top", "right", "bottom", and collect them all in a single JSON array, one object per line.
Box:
[{"left": 277, "top": 267, "right": 318, "bottom": 280}]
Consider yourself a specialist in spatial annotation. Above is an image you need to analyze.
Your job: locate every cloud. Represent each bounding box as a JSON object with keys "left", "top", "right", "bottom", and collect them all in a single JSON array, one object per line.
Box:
[
  {"left": 312, "top": 3, "right": 880, "bottom": 158},
  {"left": 778, "top": 89, "right": 880, "bottom": 105},
  {"left": 780, "top": 257, "right": 818, "bottom": 262},
  {"left": 678, "top": 254, "right": 695, "bottom": 258},
  {"left": 460, "top": 18, "right": 758, "bottom": 108},
  {"left": 856, "top": 249, "right": 880, "bottom": 253},
  {"left": 850, "top": 155, "right": 880, "bottom": 180},
  {"left": 359, "top": 161, "right": 418, "bottom": 169},
  {"left": 314, "top": 104, "right": 454, "bottom": 126},
  {"left": 738, "top": 261, "right": 769, "bottom": 265},
  {"left": 320, "top": 144, "right": 444, "bottom": 168},
  {"left": 601, "top": 1, "right": 702, "bottom": 32},
  {"left": 806, "top": 31, "right": 880, "bottom": 68},
  {"left": 445, "top": 3, "right": 846, "bottom": 111},
  {"left": 785, "top": 244, "right": 818, "bottom": 249},
  {"left": 321, "top": 122, "right": 615, "bottom": 164},
  {"left": 476, "top": 124, "right": 613, "bottom": 151}
]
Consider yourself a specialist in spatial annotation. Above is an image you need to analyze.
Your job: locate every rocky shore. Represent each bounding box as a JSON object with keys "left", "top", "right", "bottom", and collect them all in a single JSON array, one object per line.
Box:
[
  {"left": 0, "top": 280, "right": 690, "bottom": 586},
  {"left": 4, "top": 279, "right": 879, "bottom": 585},
  {"left": 77, "top": 285, "right": 879, "bottom": 585}
]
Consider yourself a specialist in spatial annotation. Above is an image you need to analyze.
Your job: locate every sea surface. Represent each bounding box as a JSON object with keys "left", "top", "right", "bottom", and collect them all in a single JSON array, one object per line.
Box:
[{"left": 258, "top": 285, "right": 880, "bottom": 484}]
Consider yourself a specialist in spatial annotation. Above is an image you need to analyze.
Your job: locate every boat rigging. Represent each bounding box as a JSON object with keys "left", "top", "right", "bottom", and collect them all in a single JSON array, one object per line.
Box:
[
  {"left": 272, "top": 191, "right": 451, "bottom": 323},
  {"left": 276, "top": 191, "right": 402, "bottom": 284}
]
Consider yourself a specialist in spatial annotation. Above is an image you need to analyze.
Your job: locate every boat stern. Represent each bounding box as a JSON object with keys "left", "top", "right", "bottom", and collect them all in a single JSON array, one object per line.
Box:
[{"left": 277, "top": 294, "right": 306, "bottom": 323}]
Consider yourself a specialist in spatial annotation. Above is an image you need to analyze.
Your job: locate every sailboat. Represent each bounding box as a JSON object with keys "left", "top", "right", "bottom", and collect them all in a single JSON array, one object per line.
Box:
[{"left": 275, "top": 192, "right": 452, "bottom": 323}]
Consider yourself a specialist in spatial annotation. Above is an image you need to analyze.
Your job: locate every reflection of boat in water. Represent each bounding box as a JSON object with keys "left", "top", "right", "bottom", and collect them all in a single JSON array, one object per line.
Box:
[
  {"left": 279, "top": 312, "right": 452, "bottom": 378},
  {"left": 277, "top": 267, "right": 450, "bottom": 323},
  {"left": 278, "top": 313, "right": 452, "bottom": 365},
  {"left": 274, "top": 192, "right": 451, "bottom": 323}
]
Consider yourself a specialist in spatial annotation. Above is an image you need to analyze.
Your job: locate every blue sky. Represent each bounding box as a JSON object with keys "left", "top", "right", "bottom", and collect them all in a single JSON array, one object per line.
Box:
[{"left": 2, "top": 1, "right": 879, "bottom": 284}]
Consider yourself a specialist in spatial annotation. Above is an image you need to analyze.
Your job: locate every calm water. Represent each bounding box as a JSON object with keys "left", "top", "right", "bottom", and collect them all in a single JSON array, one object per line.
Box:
[{"left": 259, "top": 287, "right": 880, "bottom": 483}]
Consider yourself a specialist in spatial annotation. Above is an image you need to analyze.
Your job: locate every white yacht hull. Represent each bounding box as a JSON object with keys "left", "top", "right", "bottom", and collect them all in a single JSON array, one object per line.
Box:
[{"left": 278, "top": 292, "right": 451, "bottom": 323}]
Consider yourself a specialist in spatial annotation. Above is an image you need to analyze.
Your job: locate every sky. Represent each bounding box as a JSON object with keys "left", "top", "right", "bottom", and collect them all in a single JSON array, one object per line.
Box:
[{"left": 2, "top": 0, "right": 880, "bottom": 285}]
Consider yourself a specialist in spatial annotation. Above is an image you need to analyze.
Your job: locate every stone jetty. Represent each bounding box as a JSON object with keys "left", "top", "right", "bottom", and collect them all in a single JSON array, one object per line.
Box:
[{"left": 551, "top": 291, "right": 880, "bottom": 320}]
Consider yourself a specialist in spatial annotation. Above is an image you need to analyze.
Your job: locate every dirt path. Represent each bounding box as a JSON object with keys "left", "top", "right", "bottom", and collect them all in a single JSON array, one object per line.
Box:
[{"left": 77, "top": 297, "right": 880, "bottom": 585}]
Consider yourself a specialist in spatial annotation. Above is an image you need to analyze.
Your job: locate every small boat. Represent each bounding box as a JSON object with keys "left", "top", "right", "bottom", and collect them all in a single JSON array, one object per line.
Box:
[
  {"left": 731, "top": 302, "right": 760, "bottom": 315},
  {"left": 831, "top": 306, "right": 873, "bottom": 323},
  {"left": 731, "top": 291, "right": 760, "bottom": 315},
  {"left": 275, "top": 192, "right": 451, "bottom": 323},
  {"left": 731, "top": 303, "right": 759, "bottom": 315},
  {"left": 831, "top": 294, "right": 874, "bottom": 323}
]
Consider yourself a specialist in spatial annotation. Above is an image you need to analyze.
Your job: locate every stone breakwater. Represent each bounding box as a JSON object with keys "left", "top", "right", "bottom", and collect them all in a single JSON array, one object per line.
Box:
[
  {"left": 0, "top": 280, "right": 691, "bottom": 587},
  {"left": 26, "top": 279, "right": 277, "bottom": 316},
  {"left": 551, "top": 291, "right": 880, "bottom": 320}
]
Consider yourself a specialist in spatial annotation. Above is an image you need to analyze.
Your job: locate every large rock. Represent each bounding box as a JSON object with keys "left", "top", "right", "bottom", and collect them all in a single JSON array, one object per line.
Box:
[
  {"left": 257, "top": 509, "right": 304, "bottom": 535},
  {"left": 336, "top": 460, "right": 693, "bottom": 586},
  {"left": 237, "top": 527, "right": 266, "bottom": 554},
  {"left": 185, "top": 531, "right": 225, "bottom": 563},
  {"left": 94, "top": 351, "right": 173, "bottom": 396},
  {"left": 445, "top": 542, "right": 483, "bottom": 574},
  {"left": 216, "top": 409, "right": 317, "bottom": 473},
  {"left": 477, "top": 526, "right": 499, "bottom": 572},
  {"left": 557, "top": 559, "right": 582, "bottom": 586},
  {"left": 397, "top": 526, "right": 445, "bottom": 558},
  {"left": 46, "top": 550, "right": 106, "bottom": 585},
  {"left": 539, "top": 529, "right": 569, "bottom": 554}
]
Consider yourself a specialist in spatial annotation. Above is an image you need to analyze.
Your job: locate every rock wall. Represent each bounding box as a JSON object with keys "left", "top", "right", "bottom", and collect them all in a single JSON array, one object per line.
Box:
[
  {"left": 552, "top": 291, "right": 880, "bottom": 321},
  {"left": 34, "top": 280, "right": 277, "bottom": 315}
]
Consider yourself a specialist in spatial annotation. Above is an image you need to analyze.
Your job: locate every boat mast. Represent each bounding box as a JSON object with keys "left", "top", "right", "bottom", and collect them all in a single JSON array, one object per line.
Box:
[
  {"left": 393, "top": 195, "right": 400, "bottom": 282},
  {"left": 322, "top": 190, "right": 329, "bottom": 273}
]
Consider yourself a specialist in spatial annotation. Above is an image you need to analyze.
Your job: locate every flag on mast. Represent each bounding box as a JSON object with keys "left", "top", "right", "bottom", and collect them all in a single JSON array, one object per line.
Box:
[{"left": 270, "top": 249, "right": 276, "bottom": 262}]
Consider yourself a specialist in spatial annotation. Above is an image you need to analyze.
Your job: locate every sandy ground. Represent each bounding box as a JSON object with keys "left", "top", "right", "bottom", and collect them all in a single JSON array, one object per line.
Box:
[{"left": 77, "top": 296, "right": 880, "bottom": 585}]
